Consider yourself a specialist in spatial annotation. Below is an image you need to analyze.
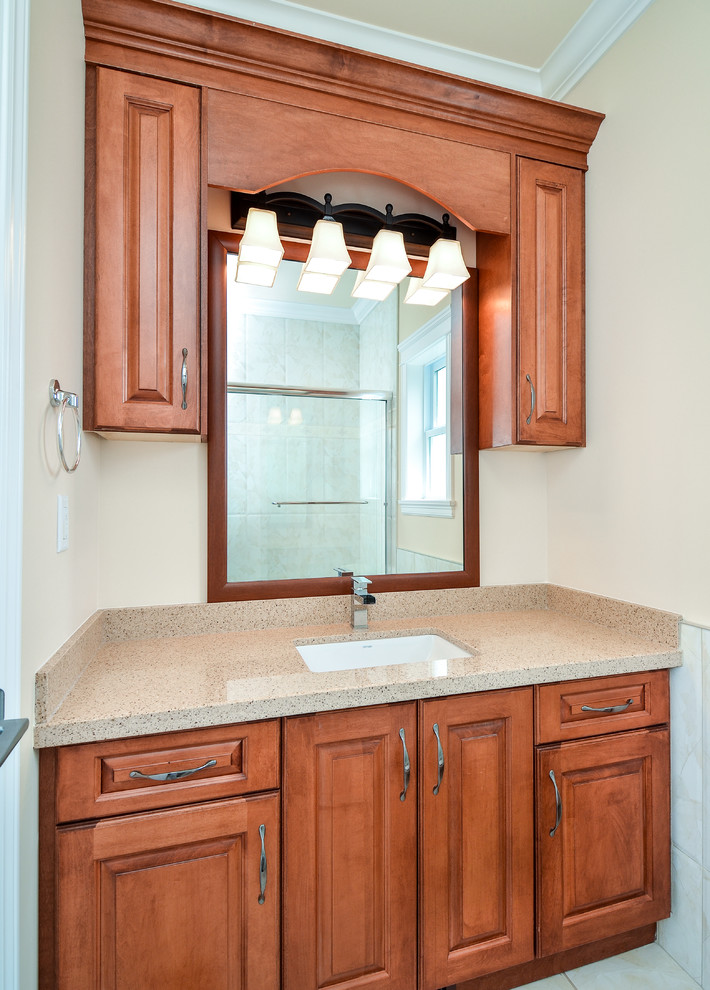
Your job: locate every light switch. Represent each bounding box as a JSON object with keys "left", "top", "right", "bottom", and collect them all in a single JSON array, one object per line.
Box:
[{"left": 57, "top": 495, "right": 69, "bottom": 552}]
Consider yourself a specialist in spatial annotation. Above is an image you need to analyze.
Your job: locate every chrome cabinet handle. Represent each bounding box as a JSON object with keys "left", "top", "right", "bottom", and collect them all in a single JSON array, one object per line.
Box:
[
  {"left": 581, "top": 699, "right": 633, "bottom": 714},
  {"left": 258, "top": 824, "right": 267, "bottom": 904},
  {"left": 129, "top": 758, "right": 217, "bottom": 783},
  {"left": 399, "top": 728, "right": 410, "bottom": 802},
  {"left": 181, "top": 347, "right": 188, "bottom": 410},
  {"left": 432, "top": 723, "right": 445, "bottom": 796},
  {"left": 549, "top": 769, "right": 562, "bottom": 837},
  {"left": 525, "top": 373, "right": 535, "bottom": 425}
]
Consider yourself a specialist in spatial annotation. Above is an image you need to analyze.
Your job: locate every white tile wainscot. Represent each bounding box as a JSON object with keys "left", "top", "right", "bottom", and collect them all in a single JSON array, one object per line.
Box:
[{"left": 658, "top": 621, "right": 709, "bottom": 987}]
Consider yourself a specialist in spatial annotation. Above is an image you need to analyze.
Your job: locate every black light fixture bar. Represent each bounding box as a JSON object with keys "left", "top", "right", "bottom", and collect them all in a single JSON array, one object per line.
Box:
[{"left": 230, "top": 191, "right": 457, "bottom": 249}]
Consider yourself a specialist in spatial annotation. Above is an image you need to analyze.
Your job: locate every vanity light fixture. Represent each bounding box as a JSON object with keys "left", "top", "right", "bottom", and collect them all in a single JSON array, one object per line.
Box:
[
  {"left": 297, "top": 215, "right": 352, "bottom": 295},
  {"left": 403, "top": 276, "right": 450, "bottom": 307},
  {"left": 230, "top": 193, "right": 470, "bottom": 298},
  {"left": 421, "top": 236, "right": 470, "bottom": 291},
  {"left": 235, "top": 208, "right": 284, "bottom": 287}
]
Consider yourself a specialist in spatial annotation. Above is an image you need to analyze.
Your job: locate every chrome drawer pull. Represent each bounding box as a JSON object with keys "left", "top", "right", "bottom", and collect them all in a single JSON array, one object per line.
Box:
[
  {"left": 549, "top": 770, "right": 561, "bottom": 837},
  {"left": 258, "top": 824, "right": 267, "bottom": 904},
  {"left": 399, "top": 728, "right": 410, "bottom": 802},
  {"left": 432, "top": 723, "right": 445, "bottom": 796},
  {"left": 129, "top": 758, "right": 217, "bottom": 783},
  {"left": 581, "top": 699, "right": 633, "bottom": 714},
  {"left": 525, "top": 373, "right": 535, "bottom": 425},
  {"left": 181, "top": 348, "right": 188, "bottom": 410}
]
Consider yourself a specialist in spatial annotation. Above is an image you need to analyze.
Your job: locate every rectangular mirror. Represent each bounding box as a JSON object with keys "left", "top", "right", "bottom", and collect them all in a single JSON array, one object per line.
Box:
[{"left": 208, "top": 233, "right": 479, "bottom": 601}]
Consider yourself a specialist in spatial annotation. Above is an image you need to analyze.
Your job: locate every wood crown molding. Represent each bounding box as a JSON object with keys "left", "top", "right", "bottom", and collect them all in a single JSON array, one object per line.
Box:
[{"left": 81, "top": 0, "right": 604, "bottom": 164}]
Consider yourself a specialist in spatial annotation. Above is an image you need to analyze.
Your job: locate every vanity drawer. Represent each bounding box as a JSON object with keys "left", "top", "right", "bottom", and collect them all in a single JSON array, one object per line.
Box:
[
  {"left": 535, "top": 669, "right": 669, "bottom": 744},
  {"left": 54, "top": 719, "right": 281, "bottom": 824}
]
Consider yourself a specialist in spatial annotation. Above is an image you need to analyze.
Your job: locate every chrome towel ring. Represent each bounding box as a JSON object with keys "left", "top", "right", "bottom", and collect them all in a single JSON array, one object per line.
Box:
[{"left": 49, "top": 379, "right": 82, "bottom": 473}]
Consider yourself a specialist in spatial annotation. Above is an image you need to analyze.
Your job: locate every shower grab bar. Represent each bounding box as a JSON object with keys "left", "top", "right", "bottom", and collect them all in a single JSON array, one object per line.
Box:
[{"left": 272, "top": 500, "right": 368, "bottom": 507}]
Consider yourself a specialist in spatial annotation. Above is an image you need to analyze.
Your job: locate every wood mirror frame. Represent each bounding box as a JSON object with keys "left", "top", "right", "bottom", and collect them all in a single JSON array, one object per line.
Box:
[{"left": 208, "top": 228, "right": 479, "bottom": 601}]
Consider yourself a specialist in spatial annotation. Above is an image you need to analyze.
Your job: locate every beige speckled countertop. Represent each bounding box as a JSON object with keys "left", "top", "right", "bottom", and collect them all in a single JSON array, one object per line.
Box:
[{"left": 34, "top": 584, "right": 682, "bottom": 748}]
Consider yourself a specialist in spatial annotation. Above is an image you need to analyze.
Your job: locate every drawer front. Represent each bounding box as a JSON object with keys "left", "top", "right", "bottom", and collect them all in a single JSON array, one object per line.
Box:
[
  {"left": 535, "top": 670, "right": 669, "bottom": 744},
  {"left": 55, "top": 720, "right": 280, "bottom": 823}
]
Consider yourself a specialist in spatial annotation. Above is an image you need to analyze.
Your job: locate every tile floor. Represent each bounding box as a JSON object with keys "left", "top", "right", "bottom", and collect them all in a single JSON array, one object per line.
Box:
[{"left": 515, "top": 943, "right": 701, "bottom": 990}]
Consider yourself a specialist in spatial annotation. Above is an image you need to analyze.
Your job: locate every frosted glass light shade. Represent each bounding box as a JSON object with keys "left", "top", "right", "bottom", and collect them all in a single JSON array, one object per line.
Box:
[
  {"left": 351, "top": 268, "right": 396, "bottom": 301},
  {"left": 303, "top": 219, "right": 351, "bottom": 277},
  {"left": 297, "top": 269, "right": 340, "bottom": 294},
  {"left": 235, "top": 208, "right": 284, "bottom": 286},
  {"left": 422, "top": 238, "right": 470, "bottom": 290},
  {"left": 362, "top": 229, "right": 411, "bottom": 285},
  {"left": 403, "top": 276, "right": 449, "bottom": 307}
]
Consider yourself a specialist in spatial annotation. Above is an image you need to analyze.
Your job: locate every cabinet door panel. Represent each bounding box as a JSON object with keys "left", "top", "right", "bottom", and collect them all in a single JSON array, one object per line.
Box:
[
  {"left": 283, "top": 703, "right": 417, "bottom": 990},
  {"left": 420, "top": 688, "right": 534, "bottom": 989},
  {"left": 517, "top": 158, "right": 584, "bottom": 446},
  {"left": 57, "top": 793, "right": 279, "bottom": 990},
  {"left": 91, "top": 68, "right": 200, "bottom": 433},
  {"left": 537, "top": 728, "right": 670, "bottom": 956}
]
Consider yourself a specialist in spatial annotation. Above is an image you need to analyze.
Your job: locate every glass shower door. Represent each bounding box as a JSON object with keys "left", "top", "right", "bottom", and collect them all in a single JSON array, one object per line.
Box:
[{"left": 226, "top": 389, "right": 388, "bottom": 584}]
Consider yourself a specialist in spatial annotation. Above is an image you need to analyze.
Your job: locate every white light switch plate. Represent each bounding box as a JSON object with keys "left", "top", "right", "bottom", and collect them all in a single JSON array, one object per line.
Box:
[{"left": 57, "top": 495, "right": 69, "bottom": 552}]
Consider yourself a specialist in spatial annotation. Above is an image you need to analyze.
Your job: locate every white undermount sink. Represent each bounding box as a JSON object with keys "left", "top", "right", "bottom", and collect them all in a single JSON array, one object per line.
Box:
[{"left": 296, "top": 634, "right": 471, "bottom": 673}]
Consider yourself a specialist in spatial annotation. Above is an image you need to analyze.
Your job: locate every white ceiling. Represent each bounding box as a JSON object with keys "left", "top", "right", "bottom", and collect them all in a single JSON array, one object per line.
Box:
[
  {"left": 189, "top": 0, "right": 655, "bottom": 99},
  {"left": 282, "top": 0, "right": 595, "bottom": 68}
]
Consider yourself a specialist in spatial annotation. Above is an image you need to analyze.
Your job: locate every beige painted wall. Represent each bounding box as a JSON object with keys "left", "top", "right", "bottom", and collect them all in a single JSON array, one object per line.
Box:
[{"left": 547, "top": 0, "right": 710, "bottom": 626}]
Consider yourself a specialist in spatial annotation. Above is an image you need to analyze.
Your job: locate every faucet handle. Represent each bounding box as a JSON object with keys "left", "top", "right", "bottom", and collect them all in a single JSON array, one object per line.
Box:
[
  {"left": 352, "top": 575, "right": 372, "bottom": 594},
  {"left": 334, "top": 567, "right": 354, "bottom": 578}
]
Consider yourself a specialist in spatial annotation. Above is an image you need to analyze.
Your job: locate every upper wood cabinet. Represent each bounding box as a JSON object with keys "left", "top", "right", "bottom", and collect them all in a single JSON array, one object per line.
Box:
[
  {"left": 517, "top": 159, "right": 585, "bottom": 446},
  {"left": 84, "top": 68, "right": 202, "bottom": 434},
  {"left": 81, "top": 0, "right": 603, "bottom": 444},
  {"left": 478, "top": 158, "right": 586, "bottom": 449}
]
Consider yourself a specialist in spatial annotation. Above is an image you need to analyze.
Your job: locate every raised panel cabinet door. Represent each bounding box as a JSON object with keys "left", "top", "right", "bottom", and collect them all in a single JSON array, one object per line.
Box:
[
  {"left": 90, "top": 68, "right": 201, "bottom": 433},
  {"left": 537, "top": 727, "right": 670, "bottom": 956},
  {"left": 55, "top": 793, "right": 279, "bottom": 990},
  {"left": 419, "top": 688, "right": 535, "bottom": 989},
  {"left": 283, "top": 703, "right": 418, "bottom": 990},
  {"left": 517, "top": 158, "right": 585, "bottom": 446}
]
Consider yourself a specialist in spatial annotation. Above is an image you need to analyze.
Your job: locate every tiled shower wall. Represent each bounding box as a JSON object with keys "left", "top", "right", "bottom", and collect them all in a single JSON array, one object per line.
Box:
[
  {"left": 226, "top": 305, "right": 397, "bottom": 582},
  {"left": 658, "top": 621, "right": 710, "bottom": 987}
]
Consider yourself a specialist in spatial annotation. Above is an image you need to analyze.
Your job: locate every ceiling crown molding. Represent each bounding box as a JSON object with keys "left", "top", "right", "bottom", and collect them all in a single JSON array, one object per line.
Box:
[
  {"left": 192, "top": 0, "right": 655, "bottom": 101},
  {"left": 541, "top": 0, "right": 657, "bottom": 99}
]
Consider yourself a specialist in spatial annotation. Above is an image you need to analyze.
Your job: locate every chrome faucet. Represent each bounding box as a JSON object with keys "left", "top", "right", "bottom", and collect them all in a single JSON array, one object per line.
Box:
[
  {"left": 334, "top": 568, "right": 376, "bottom": 629},
  {"left": 351, "top": 576, "right": 376, "bottom": 629}
]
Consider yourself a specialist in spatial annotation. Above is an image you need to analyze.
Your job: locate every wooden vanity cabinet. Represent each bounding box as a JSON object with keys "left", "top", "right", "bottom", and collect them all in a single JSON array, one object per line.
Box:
[
  {"left": 282, "top": 703, "right": 419, "bottom": 990},
  {"left": 41, "top": 721, "right": 281, "bottom": 990},
  {"left": 283, "top": 689, "right": 534, "bottom": 990},
  {"left": 419, "top": 689, "right": 534, "bottom": 988},
  {"left": 536, "top": 727, "right": 670, "bottom": 956},
  {"left": 56, "top": 793, "right": 279, "bottom": 989},
  {"left": 84, "top": 67, "right": 202, "bottom": 435},
  {"left": 534, "top": 671, "right": 671, "bottom": 958},
  {"left": 41, "top": 672, "right": 669, "bottom": 990}
]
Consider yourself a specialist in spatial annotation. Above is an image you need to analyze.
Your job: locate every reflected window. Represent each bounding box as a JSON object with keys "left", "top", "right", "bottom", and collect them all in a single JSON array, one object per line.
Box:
[{"left": 398, "top": 307, "right": 455, "bottom": 518}]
